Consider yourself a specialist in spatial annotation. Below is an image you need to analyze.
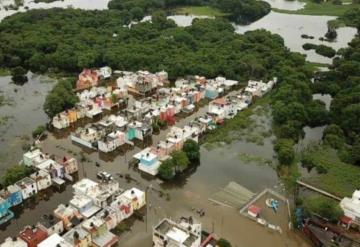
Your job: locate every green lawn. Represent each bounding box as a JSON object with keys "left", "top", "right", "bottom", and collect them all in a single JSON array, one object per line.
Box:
[
  {"left": 174, "top": 6, "right": 227, "bottom": 17},
  {"left": 0, "top": 68, "right": 10, "bottom": 76},
  {"left": 302, "top": 146, "right": 360, "bottom": 197},
  {"left": 273, "top": 1, "right": 360, "bottom": 16}
]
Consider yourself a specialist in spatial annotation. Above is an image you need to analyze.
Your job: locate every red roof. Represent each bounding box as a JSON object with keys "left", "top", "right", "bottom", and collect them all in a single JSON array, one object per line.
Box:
[
  {"left": 248, "top": 205, "right": 261, "bottom": 215},
  {"left": 212, "top": 98, "right": 226, "bottom": 105},
  {"left": 340, "top": 215, "right": 352, "bottom": 224},
  {"left": 19, "top": 226, "right": 48, "bottom": 247}
]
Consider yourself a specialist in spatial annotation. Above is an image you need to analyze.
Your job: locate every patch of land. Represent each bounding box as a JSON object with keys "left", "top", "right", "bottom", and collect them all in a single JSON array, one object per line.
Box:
[
  {"left": 301, "top": 146, "right": 360, "bottom": 197},
  {"left": 174, "top": 6, "right": 228, "bottom": 17},
  {"left": 273, "top": 0, "right": 360, "bottom": 16}
]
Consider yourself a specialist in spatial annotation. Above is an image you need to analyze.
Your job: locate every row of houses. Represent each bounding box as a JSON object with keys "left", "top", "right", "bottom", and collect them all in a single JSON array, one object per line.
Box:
[
  {"left": 132, "top": 78, "right": 277, "bottom": 176},
  {"left": 0, "top": 150, "right": 79, "bottom": 226},
  {"left": 0, "top": 178, "right": 146, "bottom": 247}
]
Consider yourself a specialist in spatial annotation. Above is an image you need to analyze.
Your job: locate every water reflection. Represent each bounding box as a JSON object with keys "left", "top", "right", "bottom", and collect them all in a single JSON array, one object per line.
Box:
[{"left": 313, "top": 93, "right": 332, "bottom": 110}]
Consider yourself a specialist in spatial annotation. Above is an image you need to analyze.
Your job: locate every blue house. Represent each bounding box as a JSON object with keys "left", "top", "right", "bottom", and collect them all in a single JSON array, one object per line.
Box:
[
  {"left": 0, "top": 185, "right": 23, "bottom": 207},
  {"left": 0, "top": 197, "right": 14, "bottom": 225}
]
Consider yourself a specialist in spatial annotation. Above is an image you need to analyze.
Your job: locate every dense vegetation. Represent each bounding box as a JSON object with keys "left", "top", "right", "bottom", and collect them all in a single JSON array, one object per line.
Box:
[
  {"left": 107, "top": 0, "right": 271, "bottom": 24},
  {"left": 0, "top": 8, "right": 308, "bottom": 118},
  {"left": 1, "top": 165, "right": 35, "bottom": 187},
  {"left": 302, "top": 43, "right": 336, "bottom": 58}
]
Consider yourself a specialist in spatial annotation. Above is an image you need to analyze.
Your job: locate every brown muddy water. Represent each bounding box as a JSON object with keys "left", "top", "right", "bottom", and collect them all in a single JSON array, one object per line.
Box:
[{"left": 0, "top": 74, "right": 310, "bottom": 246}]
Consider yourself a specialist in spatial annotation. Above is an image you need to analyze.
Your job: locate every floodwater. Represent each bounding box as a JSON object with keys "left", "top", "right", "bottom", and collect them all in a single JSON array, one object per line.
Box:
[
  {"left": 234, "top": 12, "right": 357, "bottom": 64},
  {"left": 0, "top": 73, "right": 56, "bottom": 172},
  {"left": 0, "top": 0, "right": 110, "bottom": 21},
  {"left": 168, "top": 12, "right": 357, "bottom": 64},
  {"left": 0, "top": 75, "right": 309, "bottom": 246},
  {"left": 262, "top": 0, "right": 305, "bottom": 10}
]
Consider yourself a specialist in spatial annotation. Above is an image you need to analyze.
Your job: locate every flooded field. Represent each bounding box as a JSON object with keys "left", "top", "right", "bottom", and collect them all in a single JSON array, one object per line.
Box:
[{"left": 0, "top": 74, "right": 56, "bottom": 172}]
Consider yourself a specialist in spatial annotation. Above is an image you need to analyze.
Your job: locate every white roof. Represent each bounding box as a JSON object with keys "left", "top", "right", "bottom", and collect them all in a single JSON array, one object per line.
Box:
[
  {"left": 73, "top": 178, "right": 99, "bottom": 195},
  {"left": 38, "top": 234, "right": 71, "bottom": 247},
  {"left": 1, "top": 237, "right": 27, "bottom": 247},
  {"left": 133, "top": 147, "right": 152, "bottom": 160},
  {"left": 123, "top": 188, "right": 144, "bottom": 200},
  {"left": 36, "top": 159, "right": 61, "bottom": 170},
  {"left": 166, "top": 227, "right": 189, "bottom": 244}
]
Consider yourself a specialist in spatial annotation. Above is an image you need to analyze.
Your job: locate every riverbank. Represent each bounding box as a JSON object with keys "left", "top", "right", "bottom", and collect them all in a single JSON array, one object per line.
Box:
[{"left": 272, "top": 0, "right": 360, "bottom": 16}]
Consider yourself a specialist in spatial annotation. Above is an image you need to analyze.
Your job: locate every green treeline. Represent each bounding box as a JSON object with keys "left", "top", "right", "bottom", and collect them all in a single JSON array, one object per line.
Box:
[
  {"left": 107, "top": 0, "right": 271, "bottom": 24},
  {"left": 313, "top": 10, "right": 360, "bottom": 165}
]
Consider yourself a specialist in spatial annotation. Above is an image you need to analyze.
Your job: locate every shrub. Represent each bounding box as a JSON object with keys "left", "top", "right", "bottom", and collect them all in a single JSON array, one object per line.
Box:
[
  {"left": 275, "top": 139, "right": 295, "bottom": 166},
  {"left": 32, "top": 125, "right": 46, "bottom": 138},
  {"left": 315, "top": 45, "right": 336, "bottom": 58},
  {"left": 182, "top": 139, "right": 200, "bottom": 161},
  {"left": 217, "top": 238, "right": 232, "bottom": 247},
  {"left": 302, "top": 43, "right": 318, "bottom": 50},
  {"left": 158, "top": 159, "right": 175, "bottom": 180}
]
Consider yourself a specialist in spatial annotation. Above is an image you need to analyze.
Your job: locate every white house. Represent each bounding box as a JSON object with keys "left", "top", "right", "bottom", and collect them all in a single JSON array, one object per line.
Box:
[
  {"left": 110, "top": 193, "right": 133, "bottom": 223},
  {"left": 340, "top": 190, "right": 360, "bottom": 225},
  {"left": 153, "top": 218, "right": 201, "bottom": 247},
  {"left": 37, "top": 214, "right": 64, "bottom": 236},
  {"left": 99, "top": 66, "right": 112, "bottom": 79},
  {"left": 122, "top": 188, "right": 145, "bottom": 211},
  {"left": 23, "top": 149, "right": 47, "bottom": 167},
  {"left": 30, "top": 170, "right": 52, "bottom": 191},
  {"left": 15, "top": 177, "right": 38, "bottom": 200},
  {"left": 60, "top": 157, "right": 79, "bottom": 175},
  {"left": 0, "top": 237, "right": 27, "bottom": 247},
  {"left": 98, "top": 131, "right": 125, "bottom": 153},
  {"left": 38, "top": 233, "right": 72, "bottom": 247}
]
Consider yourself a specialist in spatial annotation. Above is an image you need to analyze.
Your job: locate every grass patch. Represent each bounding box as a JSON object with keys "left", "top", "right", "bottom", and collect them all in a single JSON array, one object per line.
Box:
[
  {"left": 301, "top": 145, "right": 360, "bottom": 197},
  {"left": 273, "top": 1, "right": 360, "bottom": 16},
  {"left": 237, "top": 152, "right": 273, "bottom": 166},
  {"left": 305, "top": 61, "right": 330, "bottom": 71},
  {"left": 0, "top": 68, "right": 10, "bottom": 76},
  {"left": 175, "top": 6, "right": 227, "bottom": 17},
  {"left": 202, "top": 95, "right": 272, "bottom": 145}
]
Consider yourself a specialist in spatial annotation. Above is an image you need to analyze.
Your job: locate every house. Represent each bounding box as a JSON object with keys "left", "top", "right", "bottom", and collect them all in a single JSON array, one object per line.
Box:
[
  {"left": 15, "top": 177, "right": 37, "bottom": 200},
  {"left": 60, "top": 156, "right": 79, "bottom": 175},
  {"left": 63, "top": 225, "right": 92, "bottom": 247},
  {"left": 98, "top": 131, "right": 125, "bottom": 153},
  {"left": 340, "top": 190, "right": 360, "bottom": 225},
  {"left": 109, "top": 193, "right": 133, "bottom": 223},
  {"left": 30, "top": 169, "right": 52, "bottom": 191},
  {"left": 0, "top": 237, "right": 27, "bottom": 247},
  {"left": 86, "top": 181, "right": 120, "bottom": 208},
  {"left": 127, "top": 121, "right": 152, "bottom": 141},
  {"left": 38, "top": 233, "right": 72, "bottom": 247},
  {"left": 153, "top": 218, "right": 202, "bottom": 247},
  {"left": 70, "top": 195, "right": 101, "bottom": 219},
  {"left": 0, "top": 185, "right": 23, "bottom": 207},
  {"left": 19, "top": 226, "right": 48, "bottom": 247},
  {"left": 82, "top": 216, "right": 119, "bottom": 247},
  {"left": 52, "top": 112, "right": 70, "bottom": 129},
  {"left": 245, "top": 80, "right": 265, "bottom": 97},
  {"left": 54, "top": 204, "right": 82, "bottom": 230},
  {"left": 73, "top": 178, "right": 99, "bottom": 196},
  {"left": 134, "top": 148, "right": 161, "bottom": 176},
  {"left": 99, "top": 66, "right": 112, "bottom": 79},
  {"left": 35, "top": 159, "right": 65, "bottom": 187},
  {"left": 248, "top": 205, "right": 261, "bottom": 218},
  {"left": 22, "top": 149, "right": 47, "bottom": 167},
  {"left": 71, "top": 125, "right": 106, "bottom": 149},
  {"left": 97, "top": 208, "right": 118, "bottom": 230},
  {"left": 76, "top": 69, "right": 99, "bottom": 91},
  {"left": 37, "top": 214, "right": 64, "bottom": 235},
  {"left": 122, "top": 188, "right": 145, "bottom": 211},
  {"left": 0, "top": 197, "right": 13, "bottom": 225}
]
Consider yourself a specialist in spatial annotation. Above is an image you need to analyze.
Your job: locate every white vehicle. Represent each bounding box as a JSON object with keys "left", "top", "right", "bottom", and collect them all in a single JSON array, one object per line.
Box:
[{"left": 96, "top": 171, "right": 113, "bottom": 181}]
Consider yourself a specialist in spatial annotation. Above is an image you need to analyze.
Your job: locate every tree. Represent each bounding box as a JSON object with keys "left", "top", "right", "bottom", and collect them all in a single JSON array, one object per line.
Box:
[
  {"left": 217, "top": 238, "right": 232, "bottom": 247},
  {"left": 32, "top": 125, "right": 46, "bottom": 138},
  {"left": 182, "top": 139, "right": 200, "bottom": 161},
  {"left": 171, "top": 150, "right": 189, "bottom": 172},
  {"left": 307, "top": 197, "right": 343, "bottom": 223},
  {"left": 306, "top": 100, "right": 328, "bottom": 127},
  {"left": 274, "top": 139, "right": 295, "bottom": 166},
  {"left": 1, "top": 165, "right": 34, "bottom": 186},
  {"left": 11, "top": 66, "right": 28, "bottom": 84},
  {"left": 43, "top": 79, "right": 79, "bottom": 118},
  {"left": 323, "top": 124, "right": 345, "bottom": 149},
  {"left": 158, "top": 159, "right": 175, "bottom": 180}
]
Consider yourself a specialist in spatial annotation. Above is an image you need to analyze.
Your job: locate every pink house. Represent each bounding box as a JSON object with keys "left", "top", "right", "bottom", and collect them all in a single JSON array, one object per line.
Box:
[{"left": 76, "top": 69, "right": 99, "bottom": 91}]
